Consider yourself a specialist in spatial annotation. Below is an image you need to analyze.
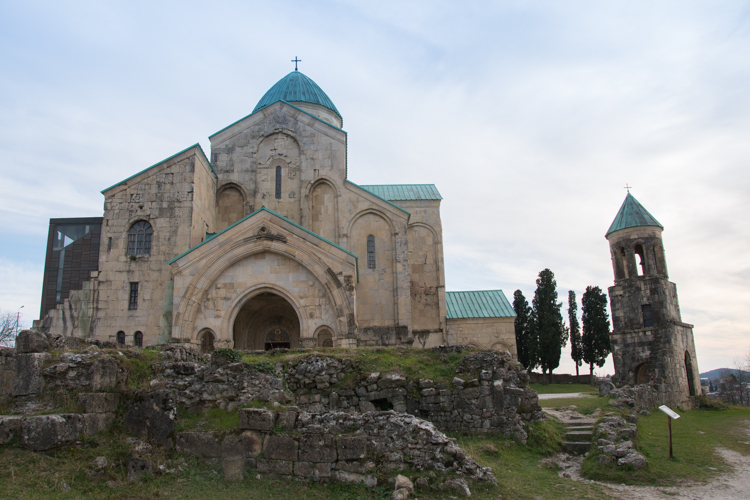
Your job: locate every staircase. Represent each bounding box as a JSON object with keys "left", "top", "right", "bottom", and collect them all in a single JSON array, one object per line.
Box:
[
  {"left": 562, "top": 417, "right": 596, "bottom": 454},
  {"left": 542, "top": 407, "right": 598, "bottom": 455}
]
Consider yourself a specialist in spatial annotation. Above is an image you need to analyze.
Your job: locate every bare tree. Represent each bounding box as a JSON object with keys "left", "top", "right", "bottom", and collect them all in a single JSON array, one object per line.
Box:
[
  {"left": 0, "top": 310, "right": 21, "bottom": 347},
  {"left": 719, "top": 357, "right": 750, "bottom": 405}
]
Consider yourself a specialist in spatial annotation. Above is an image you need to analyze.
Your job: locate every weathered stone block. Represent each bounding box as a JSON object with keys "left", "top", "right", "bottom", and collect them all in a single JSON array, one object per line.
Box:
[
  {"left": 294, "top": 461, "right": 332, "bottom": 478},
  {"left": 83, "top": 412, "right": 115, "bottom": 436},
  {"left": 0, "top": 416, "right": 22, "bottom": 444},
  {"left": 337, "top": 435, "right": 367, "bottom": 460},
  {"left": 331, "top": 470, "right": 377, "bottom": 487},
  {"left": 91, "top": 357, "right": 118, "bottom": 391},
  {"left": 12, "top": 353, "right": 50, "bottom": 396},
  {"left": 276, "top": 410, "right": 297, "bottom": 431},
  {"left": 222, "top": 456, "right": 244, "bottom": 482},
  {"left": 176, "top": 432, "right": 221, "bottom": 457},
  {"left": 299, "top": 433, "right": 336, "bottom": 462},
  {"left": 15, "top": 330, "right": 49, "bottom": 353},
  {"left": 21, "top": 414, "right": 84, "bottom": 451},
  {"left": 257, "top": 459, "right": 294, "bottom": 475},
  {"left": 377, "top": 372, "right": 406, "bottom": 389},
  {"left": 78, "top": 393, "right": 119, "bottom": 413},
  {"left": 239, "top": 408, "right": 274, "bottom": 431},
  {"left": 263, "top": 434, "right": 298, "bottom": 461},
  {"left": 124, "top": 390, "right": 176, "bottom": 445},
  {"left": 239, "top": 430, "right": 263, "bottom": 457}
]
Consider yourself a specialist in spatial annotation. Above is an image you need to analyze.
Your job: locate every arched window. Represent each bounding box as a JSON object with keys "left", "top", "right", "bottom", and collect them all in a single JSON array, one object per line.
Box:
[
  {"left": 128, "top": 221, "right": 153, "bottom": 256},
  {"left": 275, "top": 166, "right": 282, "bottom": 199},
  {"left": 200, "top": 330, "right": 215, "bottom": 353},
  {"left": 134, "top": 331, "right": 143, "bottom": 347},
  {"left": 317, "top": 329, "right": 333, "bottom": 348},
  {"left": 116, "top": 331, "right": 125, "bottom": 345},
  {"left": 634, "top": 244, "right": 646, "bottom": 276},
  {"left": 367, "top": 235, "right": 375, "bottom": 269}
]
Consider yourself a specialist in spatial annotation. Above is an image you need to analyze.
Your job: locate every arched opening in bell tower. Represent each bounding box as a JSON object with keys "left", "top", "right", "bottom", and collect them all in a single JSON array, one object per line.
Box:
[
  {"left": 634, "top": 244, "right": 646, "bottom": 276},
  {"left": 232, "top": 292, "right": 301, "bottom": 350}
]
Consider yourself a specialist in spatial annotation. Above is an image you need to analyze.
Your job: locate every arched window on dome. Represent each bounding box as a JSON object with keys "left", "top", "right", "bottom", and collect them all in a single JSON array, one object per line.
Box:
[
  {"left": 128, "top": 221, "right": 153, "bottom": 256},
  {"left": 367, "top": 235, "right": 375, "bottom": 269},
  {"left": 275, "top": 166, "right": 282, "bottom": 199}
]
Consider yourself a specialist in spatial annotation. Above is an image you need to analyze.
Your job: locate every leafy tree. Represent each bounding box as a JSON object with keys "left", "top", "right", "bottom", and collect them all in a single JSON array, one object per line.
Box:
[
  {"left": 581, "top": 286, "right": 612, "bottom": 377},
  {"left": 568, "top": 290, "right": 583, "bottom": 377},
  {"left": 513, "top": 290, "right": 534, "bottom": 371},
  {"left": 530, "top": 269, "right": 567, "bottom": 383}
]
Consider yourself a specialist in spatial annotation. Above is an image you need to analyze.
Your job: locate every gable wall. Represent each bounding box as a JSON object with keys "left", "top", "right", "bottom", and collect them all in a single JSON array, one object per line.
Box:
[{"left": 95, "top": 151, "right": 212, "bottom": 346}]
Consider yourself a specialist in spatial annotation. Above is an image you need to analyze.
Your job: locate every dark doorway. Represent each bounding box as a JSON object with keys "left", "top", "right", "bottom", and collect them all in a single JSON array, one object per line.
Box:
[
  {"left": 635, "top": 362, "right": 648, "bottom": 384},
  {"left": 233, "top": 292, "right": 300, "bottom": 350}
]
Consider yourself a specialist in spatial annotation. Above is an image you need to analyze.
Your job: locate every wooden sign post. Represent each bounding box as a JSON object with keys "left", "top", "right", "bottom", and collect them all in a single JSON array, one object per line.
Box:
[{"left": 658, "top": 405, "right": 681, "bottom": 458}]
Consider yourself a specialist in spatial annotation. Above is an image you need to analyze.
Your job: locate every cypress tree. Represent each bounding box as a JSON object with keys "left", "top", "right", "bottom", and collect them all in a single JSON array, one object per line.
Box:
[
  {"left": 513, "top": 290, "right": 534, "bottom": 371},
  {"left": 568, "top": 290, "right": 583, "bottom": 378},
  {"left": 530, "top": 269, "right": 567, "bottom": 383},
  {"left": 581, "top": 285, "right": 612, "bottom": 377}
]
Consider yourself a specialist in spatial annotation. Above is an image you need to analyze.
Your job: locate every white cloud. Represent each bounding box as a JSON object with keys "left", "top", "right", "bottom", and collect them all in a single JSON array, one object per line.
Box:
[{"left": 0, "top": 0, "right": 748, "bottom": 373}]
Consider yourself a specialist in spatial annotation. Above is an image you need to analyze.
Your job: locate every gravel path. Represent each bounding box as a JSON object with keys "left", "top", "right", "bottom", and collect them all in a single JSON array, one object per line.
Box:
[{"left": 537, "top": 392, "right": 595, "bottom": 400}]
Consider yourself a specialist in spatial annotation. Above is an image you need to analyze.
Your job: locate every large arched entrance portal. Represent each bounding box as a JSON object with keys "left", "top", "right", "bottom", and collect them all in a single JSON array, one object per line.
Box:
[{"left": 233, "top": 292, "right": 300, "bottom": 350}]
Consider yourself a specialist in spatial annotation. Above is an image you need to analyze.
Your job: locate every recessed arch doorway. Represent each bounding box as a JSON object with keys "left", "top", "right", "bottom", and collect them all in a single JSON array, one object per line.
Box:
[{"left": 232, "top": 292, "right": 300, "bottom": 350}]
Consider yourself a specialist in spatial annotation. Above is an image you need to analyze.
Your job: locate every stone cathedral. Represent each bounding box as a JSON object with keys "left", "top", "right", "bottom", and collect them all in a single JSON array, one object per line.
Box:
[{"left": 36, "top": 69, "right": 517, "bottom": 355}]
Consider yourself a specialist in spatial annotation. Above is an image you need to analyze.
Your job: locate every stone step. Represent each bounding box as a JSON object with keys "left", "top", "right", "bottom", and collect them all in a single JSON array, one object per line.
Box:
[
  {"left": 563, "top": 441, "right": 591, "bottom": 454},
  {"left": 564, "top": 431, "right": 593, "bottom": 442},
  {"left": 566, "top": 425, "right": 594, "bottom": 431}
]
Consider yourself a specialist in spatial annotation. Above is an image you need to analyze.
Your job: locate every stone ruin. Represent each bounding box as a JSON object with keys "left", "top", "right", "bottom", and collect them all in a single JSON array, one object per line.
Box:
[{"left": 0, "top": 330, "right": 548, "bottom": 494}]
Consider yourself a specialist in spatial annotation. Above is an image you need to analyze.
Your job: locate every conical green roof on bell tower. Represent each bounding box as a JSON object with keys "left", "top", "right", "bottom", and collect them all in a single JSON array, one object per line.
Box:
[
  {"left": 253, "top": 71, "right": 341, "bottom": 120},
  {"left": 606, "top": 193, "right": 663, "bottom": 237}
]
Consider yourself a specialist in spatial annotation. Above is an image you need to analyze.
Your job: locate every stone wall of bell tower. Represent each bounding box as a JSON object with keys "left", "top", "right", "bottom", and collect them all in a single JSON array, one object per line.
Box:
[{"left": 605, "top": 200, "right": 701, "bottom": 409}]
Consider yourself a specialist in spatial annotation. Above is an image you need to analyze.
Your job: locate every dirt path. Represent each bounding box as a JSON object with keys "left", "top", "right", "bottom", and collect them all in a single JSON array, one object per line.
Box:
[{"left": 543, "top": 407, "right": 750, "bottom": 499}]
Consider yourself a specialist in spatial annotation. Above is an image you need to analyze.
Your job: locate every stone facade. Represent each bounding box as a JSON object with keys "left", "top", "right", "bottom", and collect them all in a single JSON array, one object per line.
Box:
[
  {"left": 606, "top": 219, "right": 700, "bottom": 409},
  {"left": 35, "top": 71, "right": 516, "bottom": 357}
]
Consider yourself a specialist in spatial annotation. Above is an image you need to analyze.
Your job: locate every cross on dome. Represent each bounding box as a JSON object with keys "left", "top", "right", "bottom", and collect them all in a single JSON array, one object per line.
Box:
[{"left": 291, "top": 56, "right": 301, "bottom": 71}]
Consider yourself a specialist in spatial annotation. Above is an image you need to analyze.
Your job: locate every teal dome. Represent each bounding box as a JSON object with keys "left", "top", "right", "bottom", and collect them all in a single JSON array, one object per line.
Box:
[
  {"left": 253, "top": 71, "right": 341, "bottom": 119},
  {"left": 606, "top": 193, "right": 663, "bottom": 237}
]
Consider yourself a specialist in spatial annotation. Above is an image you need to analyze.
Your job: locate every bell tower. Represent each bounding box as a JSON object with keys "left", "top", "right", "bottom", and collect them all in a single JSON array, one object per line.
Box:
[{"left": 605, "top": 193, "right": 701, "bottom": 408}]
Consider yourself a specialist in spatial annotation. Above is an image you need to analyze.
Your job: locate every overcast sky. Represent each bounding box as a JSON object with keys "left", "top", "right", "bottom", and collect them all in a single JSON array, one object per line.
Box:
[{"left": 1, "top": 1, "right": 749, "bottom": 374}]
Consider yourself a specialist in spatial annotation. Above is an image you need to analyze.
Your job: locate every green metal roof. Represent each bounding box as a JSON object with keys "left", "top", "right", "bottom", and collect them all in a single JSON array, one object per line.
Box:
[
  {"left": 345, "top": 180, "right": 411, "bottom": 222},
  {"left": 253, "top": 71, "right": 341, "bottom": 120},
  {"left": 446, "top": 290, "right": 515, "bottom": 319},
  {"left": 359, "top": 184, "right": 442, "bottom": 201},
  {"left": 606, "top": 193, "right": 663, "bottom": 237}
]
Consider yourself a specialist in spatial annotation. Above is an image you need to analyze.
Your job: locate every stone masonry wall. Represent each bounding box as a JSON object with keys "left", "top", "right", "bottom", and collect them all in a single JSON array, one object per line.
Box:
[
  {"left": 175, "top": 408, "right": 496, "bottom": 486},
  {"left": 284, "top": 350, "right": 542, "bottom": 441}
]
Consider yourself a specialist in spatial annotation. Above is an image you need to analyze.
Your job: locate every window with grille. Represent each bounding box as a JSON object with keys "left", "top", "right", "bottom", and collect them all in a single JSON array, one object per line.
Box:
[
  {"left": 275, "top": 166, "right": 282, "bottom": 199},
  {"left": 134, "top": 331, "right": 143, "bottom": 347},
  {"left": 129, "top": 282, "right": 139, "bottom": 310},
  {"left": 127, "top": 221, "right": 153, "bottom": 255},
  {"left": 367, "top": 235, "right": 375, "bottom": 269},
  {"left": 116, "top": 331, "right": 125, "bottom": 344}
]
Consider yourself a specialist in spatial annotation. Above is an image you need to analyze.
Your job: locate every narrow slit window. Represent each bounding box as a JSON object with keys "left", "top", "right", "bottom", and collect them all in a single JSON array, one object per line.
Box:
[
  {"left": 134, "top": 331, "right": 143, "bottom": 347},
  {"left": 127, "top": 221, "right": 153, "bottom": 255},
  {"left": 129, "top": 282, "right": 139, "bottom": 310},
  {"left": 367, "top": 235, "right": 376, "bottom": 269},
  {"left": 642, "top": 304, "right": 655, "bottom": 328},
  {"left": 275, "top": 166, "right": 282, "bottom": 199}
]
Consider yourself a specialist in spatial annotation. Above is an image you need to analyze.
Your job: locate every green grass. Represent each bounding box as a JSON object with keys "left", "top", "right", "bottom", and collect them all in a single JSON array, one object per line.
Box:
[
  {"left": 582, "top": 405, "right": 750, "bottom": 485},
  {"left": 174, "top": 407, "right": 240, "bottom": 432},
  {"left": 539, "top": 395, "right": 612, "bottom": 415},
  {"left": 531, "top": 383, "right": 598, "bottom": 395}
]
